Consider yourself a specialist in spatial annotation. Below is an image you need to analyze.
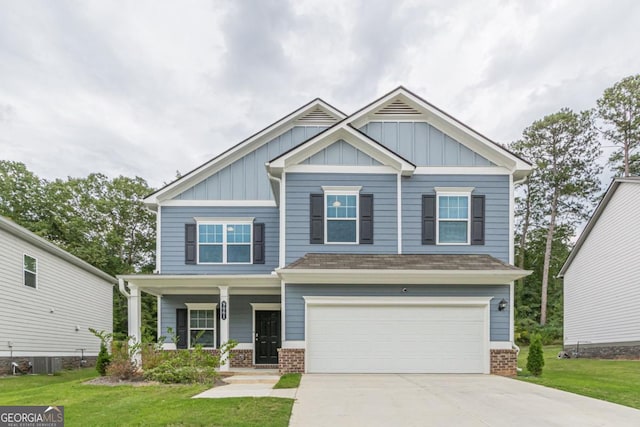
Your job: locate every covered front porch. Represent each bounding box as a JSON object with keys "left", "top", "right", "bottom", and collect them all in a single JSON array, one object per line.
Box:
[{"left": 117, "top": 274, "right": 282, "bottom": 371}]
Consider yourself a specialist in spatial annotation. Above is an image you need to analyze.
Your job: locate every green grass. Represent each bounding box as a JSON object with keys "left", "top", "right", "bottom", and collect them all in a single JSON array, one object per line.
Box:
[
  {"left": 517, "top": 345, "right": 640, "bottom": 409},
  {"left": 0, "top": 369, "right": 293, "bottom": 426},
  {"left": 273, "top": 373, "right": 301, "bottom": 389}
]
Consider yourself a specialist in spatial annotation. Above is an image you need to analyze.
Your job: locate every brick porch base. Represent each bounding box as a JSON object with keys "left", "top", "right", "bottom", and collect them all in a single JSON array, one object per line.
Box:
[
  {"left": 278, "top": 348, "right": 305, "bottom": 374},
  {"left": 229, "top": 349, "right": 253, "bottom": 368},
  {"left": 490, "top": 349, "right": 518, "bottom": 376}
]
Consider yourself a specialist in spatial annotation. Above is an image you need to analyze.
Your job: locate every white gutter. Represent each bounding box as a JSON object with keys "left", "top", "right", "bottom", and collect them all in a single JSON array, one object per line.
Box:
[
  {"left": 118, "top": 278, "right": 130, "bottom": 298},
  {"left": 267, "top": 169, "right": 286, "bottom": 268}
]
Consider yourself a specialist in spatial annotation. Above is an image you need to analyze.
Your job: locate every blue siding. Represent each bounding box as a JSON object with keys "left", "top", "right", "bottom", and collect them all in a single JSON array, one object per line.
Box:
[
  {"left": 160, "top": 294, "right": 279, "bottom": 344},
  {"left": 302, "top": 140, "right": 381, "bottom": 166},
  {"left": 402, "top": 175, "right": 510, "bottom": 262},
  {"left": 161, "top": 206, "right": 279, "bottom": 274},
  {"left": 360, "top": 122, "right": 493, "bottom": 167},
  {"left": 175, "top": 126, "right": 327, "bottom": 201},
  {"left": 285, "top": 173, "right": 397, "bottom": 264},
  {"left": 285, "top": 284, "right": 510, "bottom": 341}
]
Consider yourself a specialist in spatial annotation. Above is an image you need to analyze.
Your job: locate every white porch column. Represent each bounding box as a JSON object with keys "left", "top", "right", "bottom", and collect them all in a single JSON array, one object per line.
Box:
[
  {"left": 218, "top": 286, "right": 230, "bottom": 371},
  {"left": 128, "top": 284, "right": 142, "bottom": 366}
]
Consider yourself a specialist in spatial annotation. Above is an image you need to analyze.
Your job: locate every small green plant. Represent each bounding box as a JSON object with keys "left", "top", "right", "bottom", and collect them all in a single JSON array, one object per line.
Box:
[
  {"left": 527, "top": 334, "right": 545, "bottom": 376},
  {"left": 89, "top": 328, "right": 113, "bottom": 376},
  {"left": 106, "top": 338, "right": 143, "bottom": 380}
]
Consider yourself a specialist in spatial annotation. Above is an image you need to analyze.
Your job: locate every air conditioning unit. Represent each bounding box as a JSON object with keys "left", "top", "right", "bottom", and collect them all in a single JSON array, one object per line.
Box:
[{"left": 30, "top": 357, "right": 62, "bottom": 374}]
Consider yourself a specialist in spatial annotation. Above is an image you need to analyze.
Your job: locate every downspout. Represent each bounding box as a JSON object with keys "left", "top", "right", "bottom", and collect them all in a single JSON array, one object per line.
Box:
[
  {"left": 118, "top": 278, "right": 130, "bottom": 298},
  {"left": 512, "top": 172, "right": 528, "bottom": 372},
  {"left": 267, "top": 167, "right": 285, "bottom": 269}
]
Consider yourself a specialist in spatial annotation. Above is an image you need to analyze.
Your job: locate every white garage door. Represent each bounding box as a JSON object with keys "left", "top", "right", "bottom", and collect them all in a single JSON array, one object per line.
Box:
[{"left": 305, "top": 297, "right": 489, "bottom": 374}]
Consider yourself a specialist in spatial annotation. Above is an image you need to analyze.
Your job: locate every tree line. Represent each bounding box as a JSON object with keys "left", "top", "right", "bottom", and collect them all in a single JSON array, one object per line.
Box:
[{"left": 1, "top": 74, "right": 638, "bottom": 343}]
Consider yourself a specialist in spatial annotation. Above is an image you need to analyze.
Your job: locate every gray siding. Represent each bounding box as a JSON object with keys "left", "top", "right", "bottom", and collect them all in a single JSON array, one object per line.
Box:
[
  {"left": 0, "top": 228, "right": 112, "bottom": 357},
  {"left": 285, "top": 173, "right": 397, "bottom": 264},
  {"left": 161, "top": 206, "right": 279, "bottom": 274},
  {"left": 402, "top": 175, "right": 510, "bottom": 262},
  {"left": 161, "top": 294, "right": 280, "bottom": 344},
  {"left": 360, "top": 122, "right": 493, "bottom": 166},
  {"left": 175, "top": 126, "right": 327, "bottom": 200},
  {"left": 302, "top": 140, "right": 381, "bottom": 166},
  {"left": 285, "top": 284, "right": 509, "bottom": 341}
]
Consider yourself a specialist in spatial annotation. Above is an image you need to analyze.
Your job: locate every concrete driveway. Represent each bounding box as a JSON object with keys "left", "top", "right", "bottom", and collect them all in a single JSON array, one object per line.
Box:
[{"left": 289, "top": 374, "right": 640, "bottom": 427}]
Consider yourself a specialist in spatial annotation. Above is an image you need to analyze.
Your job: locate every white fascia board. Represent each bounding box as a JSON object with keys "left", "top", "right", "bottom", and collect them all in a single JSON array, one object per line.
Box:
[
  {"left": 276, "top": 269, "right": 532, "bottom": 285},
  {"left": 285, "top": 165, "right": 398, "bottom": 174},
  {"left": 303, "top": 296, "right": 492, "bottom": 306},
  {"left": 118, "top": 274, "right": 281, "bottom": 291},
  {"left": 145, "top": 100, "right": 346, "bottom": 205},
  {"left": 268, "top": 124, "right": 415, "bottom": 176},
  {"left": 347, "top": 88, "right": 532, "bottom": 177},
  {"left": 414, "top": 166, "right": 511, "bottom": 175}
]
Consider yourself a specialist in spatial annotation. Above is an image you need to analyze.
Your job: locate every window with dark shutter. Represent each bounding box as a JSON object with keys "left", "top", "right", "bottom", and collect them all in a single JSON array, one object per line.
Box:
[
  {"left": 185, "top": 223, "right": 197, "bottom": 264},
  {"left": 471, "top": 195, "right": 485, "bottom": 245},
  {"left": 176, "top": 308, "right": 188, "bottom": 349},
  {"left": 359, "top": 194, "right": 374, "bottom": 244},
  {"left": 310, "top": 194, "right": 324, "bottom": 244},
  {"left": 253, "top": 223, "right": 265, "bottom": 263},
  {"left": 422, "top": 195, "right": 436, "bottom": 245}
]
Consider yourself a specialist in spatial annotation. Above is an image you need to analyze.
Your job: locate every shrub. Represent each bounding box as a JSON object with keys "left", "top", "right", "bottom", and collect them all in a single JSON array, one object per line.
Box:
[
  {"left": 527, "top": 334, "right": 545, "bottom": 376},
  {"left": 96, "top": 343, "right": 111, "bottom": 376},
  {"left": 106, "top": 340, "right": 140, "bottom": 381},
  {"left": 141, "top": 343, "right": 165, "bottom": 371}
]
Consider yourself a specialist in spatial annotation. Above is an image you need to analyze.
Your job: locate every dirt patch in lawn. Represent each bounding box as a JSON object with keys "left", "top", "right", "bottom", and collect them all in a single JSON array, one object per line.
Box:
[{"left": 84, "top": 376, "right": 229, "bottom": 387}]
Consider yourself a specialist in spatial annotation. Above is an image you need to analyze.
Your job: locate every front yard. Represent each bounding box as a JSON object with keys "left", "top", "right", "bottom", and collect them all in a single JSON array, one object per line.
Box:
[
  {"left": 0, "top": 369, "right": 293, "bottom": 426},
  {"left": 517, "top": 345, "right": 640, "bottom": 409}
]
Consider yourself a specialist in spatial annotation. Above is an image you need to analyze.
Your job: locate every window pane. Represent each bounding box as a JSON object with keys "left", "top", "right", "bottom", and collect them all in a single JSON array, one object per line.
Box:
[
  {"left": 439, "top": 196, "right": 468, "bottom": 219},
  {"left": 227, "top": 245, "right": 251, "bottom": 263},
  {"left": 439, "top": 221, "right": 468, "bottom": 243},
  {"left": 199, "top": 245, "right": 222, "bottom": 262},
  {"left": 327, "top": 220, "right": 357, "bottom": 242},
  {"left": 227, "top": 224, "right": 251, "bottom": 243},
  {"left": 24, "top": 271, "right": 36, "bottom": 288},
  {"left": 327, "top": 194, "right": 357, "bottom": 219},
  {"left": 199, "top": 224, "right": 222, "bottom": 243},
  {"left": 191, "top": 329, "right": 214, "bottom": 347},
  {"left": 24, "top": 255, "right": 36, "bottom": 273}
]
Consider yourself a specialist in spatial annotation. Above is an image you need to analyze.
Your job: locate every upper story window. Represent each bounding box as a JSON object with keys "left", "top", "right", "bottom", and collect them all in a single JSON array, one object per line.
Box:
[
  {"left": 197, "top": 220, "right": 252, "bottom": 264},
  {"left": 436, "top": 188, "right": 474, "bottom": 245},
  {"left": 326, "top": 194, "right": 358, "bottom": 243},
  {"left": 23, "top": 254, "right": 37, "bottom": 288}
]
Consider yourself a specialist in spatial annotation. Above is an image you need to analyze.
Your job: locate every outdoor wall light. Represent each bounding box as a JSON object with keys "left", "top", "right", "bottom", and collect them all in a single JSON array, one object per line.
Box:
[{"left": 498, "top": 299, "right": 508, "bottom": 311}]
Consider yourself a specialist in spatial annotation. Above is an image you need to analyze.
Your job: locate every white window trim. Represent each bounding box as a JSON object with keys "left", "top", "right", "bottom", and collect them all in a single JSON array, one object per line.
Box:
[
  {"left": 323, "top": 189, "right": 360, "bottom": 245},
  {"left": 196, "top": 220, "right": 253, "bottom": 264},
  {"left": 23, "top": 253, "right": 38, "bottom": 289},
  {"left": 185, "top": 303, "right": 218, "bottom": 349},
  {"left": 435, "top": 188, "right": 474, "bottom": 246}
]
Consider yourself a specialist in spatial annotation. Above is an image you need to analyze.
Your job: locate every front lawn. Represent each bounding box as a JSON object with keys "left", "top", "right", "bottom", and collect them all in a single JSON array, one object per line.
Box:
[
  {"left": 517, "top": 345, "right": 640, "bottom": 409},
  {"left": 273, "top": 373, "right": 301, "bottom": 389},
  {"left": 0, "top": 369, "right": 293, "bottom": 426}
]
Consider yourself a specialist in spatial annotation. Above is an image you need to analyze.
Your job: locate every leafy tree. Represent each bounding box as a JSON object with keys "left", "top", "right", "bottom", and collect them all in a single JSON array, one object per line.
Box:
[
  {"left": 513, "top": 109, "right": 602, "bottom": 325},
  {"left": 527, "top": 334, "right": 545, "bottom": 376},
  {"left": 596, "top": 74, "right": 640, "bottom": 177},
  {"left": 0, "top": 161, "right": 47, "bottom": 229}
]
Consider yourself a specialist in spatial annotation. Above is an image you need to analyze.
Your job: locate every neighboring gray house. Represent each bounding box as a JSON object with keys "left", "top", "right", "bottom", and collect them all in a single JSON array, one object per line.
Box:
[
  {"left": 0, "top": 216, "right": 115, "bottom": 374},
  {"left": 559, "top": 177, "right": 640, "bottom": 358},
  {"left": 119, "top": 87, "right": 532, "bottom": 375}
]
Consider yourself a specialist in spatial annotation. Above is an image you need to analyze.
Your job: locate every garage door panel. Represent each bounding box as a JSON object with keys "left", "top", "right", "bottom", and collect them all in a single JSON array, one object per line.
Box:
[{"left": 306, "top": 303, "right": 487, "bottom": 373}]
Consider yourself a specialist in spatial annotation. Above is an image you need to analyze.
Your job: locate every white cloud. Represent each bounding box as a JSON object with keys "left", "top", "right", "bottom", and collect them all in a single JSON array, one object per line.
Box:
[{"left": 1, "top": 0, "right": 639, "bottom": 188}]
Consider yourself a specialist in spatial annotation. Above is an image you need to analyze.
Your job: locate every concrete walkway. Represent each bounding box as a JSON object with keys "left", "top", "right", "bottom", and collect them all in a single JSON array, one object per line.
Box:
[
  {"left": 193, "top": 374, "right": 297, "bottom": 399},
  {"left": 290, "top": 374, "right": 640, "bottom": 427}
]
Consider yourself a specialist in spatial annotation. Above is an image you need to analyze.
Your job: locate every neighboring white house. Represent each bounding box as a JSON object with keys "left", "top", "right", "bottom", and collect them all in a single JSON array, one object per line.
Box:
[
  {"left": 0, "top": 216, "right": 116, "bottom": 374},
  {"left": 559, "top": 177, "right": 640, "bottom": 358}
]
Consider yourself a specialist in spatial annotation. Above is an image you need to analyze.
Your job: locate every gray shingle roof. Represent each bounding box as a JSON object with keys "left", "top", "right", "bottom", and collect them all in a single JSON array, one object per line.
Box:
[{"left": 284, "top": 253, "right": 522, "bottom": 271}]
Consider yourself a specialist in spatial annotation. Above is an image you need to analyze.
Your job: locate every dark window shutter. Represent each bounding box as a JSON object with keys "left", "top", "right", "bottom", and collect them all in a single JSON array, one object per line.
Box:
[
  {"left": 185, "top": 223, "right": 197, "bottom": 264},
  {"left": 176, "top": 308, "right": 188, "bottom": 349},
  {"left": 310, "top": 194, "right": 324, "bottom": 244},
  {"left": 359, "top": 194, "right": 374, "bottom": 244},
  {"left": 471, "top": 195, "right": 485, "bottom": 245},
  {"left": 422, "top": 195, "right": 436, "bottom": 245},
  {"left": 253, "top": 223, "right": 265, "bottom": 264}
]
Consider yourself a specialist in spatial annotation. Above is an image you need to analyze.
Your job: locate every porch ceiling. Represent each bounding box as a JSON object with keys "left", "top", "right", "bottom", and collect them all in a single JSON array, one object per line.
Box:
[{"left": 117, "top": 274, "right": 281, "bottom": 296}]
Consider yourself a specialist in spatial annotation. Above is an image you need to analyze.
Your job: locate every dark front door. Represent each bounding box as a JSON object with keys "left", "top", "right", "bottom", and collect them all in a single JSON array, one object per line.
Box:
[{"left": 255, "top": 310, "right": 280, "bottom": 364}]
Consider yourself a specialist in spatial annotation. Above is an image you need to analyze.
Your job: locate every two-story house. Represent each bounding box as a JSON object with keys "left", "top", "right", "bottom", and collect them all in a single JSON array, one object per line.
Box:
[{"left": 118, "top": 87, "right": 531, "bottom": 376}]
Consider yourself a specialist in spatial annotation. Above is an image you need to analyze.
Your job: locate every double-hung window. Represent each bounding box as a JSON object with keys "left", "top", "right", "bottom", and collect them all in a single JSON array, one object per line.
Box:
[
  {"left": 185, "top": 303, "right": 216, "bottom": 348},
  {"left": 436, "top": 188, "right": 473, "bottom": 244},
  {"left": 323, "top": 187, "right": 360, "bottom": 243},
  {"left": 23, "top": 254, "right": 37, "bottom": 288},
  {"left": 197, "top": 220, "right": 252, "bottom": 264}
]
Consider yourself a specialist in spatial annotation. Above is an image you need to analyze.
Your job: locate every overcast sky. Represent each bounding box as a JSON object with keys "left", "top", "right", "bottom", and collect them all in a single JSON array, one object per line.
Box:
[{"left": 1, "top": 0, "right": 639, "bottom": 188}]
